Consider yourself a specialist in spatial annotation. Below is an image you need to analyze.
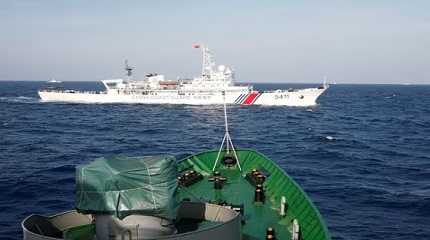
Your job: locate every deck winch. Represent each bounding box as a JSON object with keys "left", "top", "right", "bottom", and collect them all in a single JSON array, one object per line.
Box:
[
  {"left": 266, "top": 227, "right": 276, "bottom": 240},
  {"left": 209, "top": 171, "right": 227, "bottom": 190},
  {"left": 254, "top": 184, "right": 266, "bottom": 203},
  {"left": 246, "top": 168, "right": 267, "bottom": 186},
  {"left": 178, "top": 170, "right": 203, "bottom": 187},
  {"left": 222, "top": 153, "right": 237, "bottom": 166}
]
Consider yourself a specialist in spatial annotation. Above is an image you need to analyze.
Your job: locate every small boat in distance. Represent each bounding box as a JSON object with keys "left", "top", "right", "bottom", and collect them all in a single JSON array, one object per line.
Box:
[
  {"left": 38, "top": 45, "right": 329, "bottom": 106},
  {"left": 47, "top": 79, "right": 62, "bottom": 83}
]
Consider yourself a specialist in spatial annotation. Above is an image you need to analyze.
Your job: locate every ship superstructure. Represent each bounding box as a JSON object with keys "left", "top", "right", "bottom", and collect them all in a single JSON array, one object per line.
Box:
[{"left": 39, "top": 45, "right": 328, "bottom": 106}]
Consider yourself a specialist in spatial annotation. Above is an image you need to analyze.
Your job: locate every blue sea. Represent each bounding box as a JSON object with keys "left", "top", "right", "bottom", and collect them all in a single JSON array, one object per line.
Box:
[{"left": 1, "top": 81, "right": 429, "bottom": 240}]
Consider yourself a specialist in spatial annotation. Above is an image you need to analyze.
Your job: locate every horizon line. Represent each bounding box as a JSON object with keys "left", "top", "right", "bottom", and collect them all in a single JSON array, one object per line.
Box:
[{"left": 0, "top": 79, "right": 429, "bottom": 85}]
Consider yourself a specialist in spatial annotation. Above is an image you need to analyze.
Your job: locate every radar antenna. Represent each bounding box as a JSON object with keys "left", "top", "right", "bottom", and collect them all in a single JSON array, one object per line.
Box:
[
  {"left": 212, "top": 90, "right": 242, "bottom": 172},
  {"left": 193, "top": 44, "right": 215, "bottom": 78},
  {"left": 125, "top": 60, "right": 133, "bottom": 80}
]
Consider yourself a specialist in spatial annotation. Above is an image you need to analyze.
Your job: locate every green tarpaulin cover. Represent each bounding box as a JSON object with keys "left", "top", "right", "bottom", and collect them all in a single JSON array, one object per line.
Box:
[{"left": 76, "top": 155, "right": 178, "bottom": 219}]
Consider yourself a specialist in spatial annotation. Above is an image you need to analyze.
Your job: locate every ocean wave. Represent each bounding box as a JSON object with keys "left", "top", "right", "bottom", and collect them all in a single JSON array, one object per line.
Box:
[
  {"left": 0, "top": 96, "right": 40, "bottom": 104},
  {"left": 2, "top": 83, "right": 430, "bottom": 240}
]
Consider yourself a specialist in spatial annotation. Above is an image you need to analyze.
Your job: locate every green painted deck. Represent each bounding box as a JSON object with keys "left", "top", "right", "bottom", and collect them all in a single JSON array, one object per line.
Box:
[
  {"left": 64, "top": 149, "right": 331, "bottom": 240},
  {"left": 177, "top": 149, "right": 331, "bottom": 240}
]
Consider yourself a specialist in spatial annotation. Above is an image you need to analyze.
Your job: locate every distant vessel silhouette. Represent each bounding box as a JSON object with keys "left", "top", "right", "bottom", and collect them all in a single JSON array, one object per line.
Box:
[
  {"left": 39, "top": 45, "right": 329, "bottom": 106},
  {"left": 47, "top": 79, "right": 62, "bottom": 83}
]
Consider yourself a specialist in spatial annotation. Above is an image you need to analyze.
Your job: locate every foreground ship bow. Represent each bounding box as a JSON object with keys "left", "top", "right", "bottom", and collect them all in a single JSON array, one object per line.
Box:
[
  {"left": 22, "top": 151, "right": 331, "bottom": 240},
  {"left": 39, "top": 45, "right": 328, "bottom": 106}
]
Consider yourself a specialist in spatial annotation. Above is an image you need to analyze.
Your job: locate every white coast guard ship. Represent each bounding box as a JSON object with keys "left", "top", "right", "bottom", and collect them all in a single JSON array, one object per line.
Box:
[{"left": 38, "top": 45, "right": 328, "bottom": 106}]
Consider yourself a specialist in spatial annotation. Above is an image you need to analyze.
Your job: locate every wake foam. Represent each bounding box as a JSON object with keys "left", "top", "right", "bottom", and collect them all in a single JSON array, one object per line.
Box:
[{"left": 0, "top": 96, "right": 40, "bottom": 104}]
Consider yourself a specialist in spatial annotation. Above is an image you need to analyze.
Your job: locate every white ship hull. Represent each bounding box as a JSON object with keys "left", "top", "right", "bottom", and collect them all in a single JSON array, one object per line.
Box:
[
  {"left": 38, "top": 45, "right": 329, "bottom": 106},
  {"left": 38, "top": 87, "right": 327, "bottom": 106}
]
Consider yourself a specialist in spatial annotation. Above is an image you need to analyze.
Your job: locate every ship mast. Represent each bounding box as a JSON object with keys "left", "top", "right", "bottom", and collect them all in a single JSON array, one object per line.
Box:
[
  {"left": 124, "top": 60, "right": 133, "bottom": 81},
  {"left": 193, "top": 44, "right": 215, "bottom": 78}
]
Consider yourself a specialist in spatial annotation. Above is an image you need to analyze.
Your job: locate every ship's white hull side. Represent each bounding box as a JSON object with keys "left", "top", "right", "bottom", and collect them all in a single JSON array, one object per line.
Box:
[
  {"left": 38, "top": 87, "right": 327, "bottom": 106},
  {"left": 39, "top": 91, "right": 243, "bottom": 105},
  {"left": 253, "top": 88, "right": 327, "bottom": 106}
]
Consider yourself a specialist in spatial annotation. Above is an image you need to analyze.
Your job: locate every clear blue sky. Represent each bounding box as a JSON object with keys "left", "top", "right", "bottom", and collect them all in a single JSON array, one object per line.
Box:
[{"left": 1, "top": 0, "right": 429, "bottom": 84}]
